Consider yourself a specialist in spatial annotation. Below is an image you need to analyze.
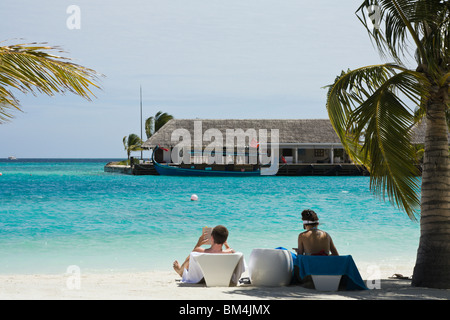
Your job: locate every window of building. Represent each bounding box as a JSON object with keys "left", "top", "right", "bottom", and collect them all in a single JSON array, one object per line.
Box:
[
  {"left": 314, "top": 149, "right": 324, "bottom": 157},
  {"left": 334, "top": 149, "right": 344, "bottom": 157}
]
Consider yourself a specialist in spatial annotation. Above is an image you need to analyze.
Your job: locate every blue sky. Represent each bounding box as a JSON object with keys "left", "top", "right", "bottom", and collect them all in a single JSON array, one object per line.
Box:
[{"left": 0, "top": 0, "right": 386, "bottom": 158}]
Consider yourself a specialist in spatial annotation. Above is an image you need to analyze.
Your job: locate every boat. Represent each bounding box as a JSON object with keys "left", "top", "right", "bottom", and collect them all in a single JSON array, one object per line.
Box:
[
  {"left": 8, "top": 156, "right": 17, "bottom": 160},
  {"left": 151, "top": 146, "right": 278, "bottom": 176}
]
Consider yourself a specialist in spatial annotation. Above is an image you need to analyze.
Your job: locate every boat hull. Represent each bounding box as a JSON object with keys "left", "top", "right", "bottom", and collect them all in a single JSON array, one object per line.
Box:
[
  {"left": 153, "top": 162, "right": 261, "bottom": 177},
  {"left": 151, "top": 145, "right": 277, "bottom": 176}
]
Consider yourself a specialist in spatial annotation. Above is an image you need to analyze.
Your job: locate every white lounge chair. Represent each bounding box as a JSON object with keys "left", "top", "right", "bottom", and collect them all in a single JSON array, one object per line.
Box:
[
  {"left": 190, "top": 252, "right": 245, "bottom": 287},
  {"left": 248, "top": 248, "right": 293, "bottom": 286},
  {"left": 310, "top": 275, "right": 342, "bottom": 291}
]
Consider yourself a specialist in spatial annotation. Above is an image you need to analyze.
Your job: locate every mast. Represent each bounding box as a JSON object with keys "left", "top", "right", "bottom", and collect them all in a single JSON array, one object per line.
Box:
[{"left": 140, "top": 85, "right": 143, "bottom": 160}]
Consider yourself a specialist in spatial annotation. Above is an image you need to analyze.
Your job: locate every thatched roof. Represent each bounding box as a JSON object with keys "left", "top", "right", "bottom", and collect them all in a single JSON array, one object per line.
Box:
[
  {"left": 142, "top": 119, "right": 342, "bottom": 148},
  {"left": 142, "top": 118, "right": 449, "bottom": 149},
  {"left": 410, "top": 121, "right": 450, "bottom": 144},
  {"left": 410, "top": 121, "right": 426, "bottom": 144}
]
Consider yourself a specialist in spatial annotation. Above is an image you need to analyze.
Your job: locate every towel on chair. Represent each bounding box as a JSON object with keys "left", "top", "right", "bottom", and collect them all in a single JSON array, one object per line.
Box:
[{"left": 296, "top": 255, "right": 368, "bottom": 290}]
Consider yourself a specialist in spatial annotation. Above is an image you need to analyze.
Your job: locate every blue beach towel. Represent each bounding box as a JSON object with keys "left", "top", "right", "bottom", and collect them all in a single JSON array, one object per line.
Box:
[
  {"left": 275, "top": 247, "right": 296, "bottom": 283},
  {"left": 275, "top": 247, "right": 296, "bottom": 261},
  {"left": 275, "top": 248, "right": 367, "bottom": 290},
  {"left": 296, "top": 255, "right": 368, "bottom": 290}
]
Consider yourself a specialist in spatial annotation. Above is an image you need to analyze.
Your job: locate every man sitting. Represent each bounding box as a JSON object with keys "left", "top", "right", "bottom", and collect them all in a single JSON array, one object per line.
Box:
[{"left": 173, "top": 225, "right": 235, "bottom": 277}]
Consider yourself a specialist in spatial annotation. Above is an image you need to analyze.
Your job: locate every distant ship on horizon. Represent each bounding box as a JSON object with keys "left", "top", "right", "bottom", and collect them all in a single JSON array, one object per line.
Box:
[{"left": 8, "top": 156, "right": 17, "bottom": 160}]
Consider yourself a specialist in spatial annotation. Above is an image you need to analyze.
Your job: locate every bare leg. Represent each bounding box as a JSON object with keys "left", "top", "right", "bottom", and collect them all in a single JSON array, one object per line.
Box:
[
  {"left": 173, "top": 255, "right": 190, "bottom": 277},
  {"left": 172, "top": 260, "right": 183, "bottom": 276}
]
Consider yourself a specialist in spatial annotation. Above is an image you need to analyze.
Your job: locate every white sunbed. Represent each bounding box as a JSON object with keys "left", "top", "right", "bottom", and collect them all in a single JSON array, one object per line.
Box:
[{"left": 181, "top": 252, "right": 246, "bottom": 287}]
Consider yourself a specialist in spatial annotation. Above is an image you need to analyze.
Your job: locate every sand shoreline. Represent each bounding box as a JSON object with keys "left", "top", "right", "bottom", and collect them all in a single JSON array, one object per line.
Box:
[{"left": 0, "top": 270, "right": 448, "bottom": 301}]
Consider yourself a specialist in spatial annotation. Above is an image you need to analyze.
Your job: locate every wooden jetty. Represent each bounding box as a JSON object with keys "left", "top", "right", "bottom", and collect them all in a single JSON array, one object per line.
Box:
[{"left": 104, "top": 162, "right": 370, "bottom": 176}]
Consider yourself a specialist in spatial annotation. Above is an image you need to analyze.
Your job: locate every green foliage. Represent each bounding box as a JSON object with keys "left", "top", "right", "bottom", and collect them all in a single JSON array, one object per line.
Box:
[
  {"left": 145, "top": 111, "right": 173, "bottom": 139},
  {"left": 326, "top": 0, "right": 449, "bottom": 220},
  {"left": 0, "top": 41, "right": 101, "bottom": 123},
  {"left": 123, "top": 133, "right": 143, "bottom": 161}
]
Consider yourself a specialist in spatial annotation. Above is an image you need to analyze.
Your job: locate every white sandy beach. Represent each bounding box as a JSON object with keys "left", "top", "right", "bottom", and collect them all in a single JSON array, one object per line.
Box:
[{"left": 0, "top": 269, "right": 448, "bottom": 300}]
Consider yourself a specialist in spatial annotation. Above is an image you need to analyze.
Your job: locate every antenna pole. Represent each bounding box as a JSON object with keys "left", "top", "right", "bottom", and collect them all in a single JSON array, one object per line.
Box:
[{"left": 140, "top": 85, "right": 143, "bottom": 160}]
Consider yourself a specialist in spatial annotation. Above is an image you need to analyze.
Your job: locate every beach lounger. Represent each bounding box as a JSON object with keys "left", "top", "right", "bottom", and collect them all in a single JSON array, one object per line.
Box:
[
  {"left": 295, "top": 255, "right": 368, "bottom": 291},
  {"left": 248, "top": 248, "right": 293, "bottom": 286},
  {"left": 182, "top": 252, "right": 246, "bottom": 287},
  {"left": 310, "top": 275, "right": 343, "bottom": 291}
]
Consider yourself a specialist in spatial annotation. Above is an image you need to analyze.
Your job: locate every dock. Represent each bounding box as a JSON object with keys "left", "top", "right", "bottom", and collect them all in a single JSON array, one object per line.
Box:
[
  {"left": 276, "top": 163, "right": 369, "bottom": 176},
  {"left": 104, "top": 162, "right": 157, "bottom": 175},
  {"left": 104, "top": 162, "right": 370, "bottom": 176}
]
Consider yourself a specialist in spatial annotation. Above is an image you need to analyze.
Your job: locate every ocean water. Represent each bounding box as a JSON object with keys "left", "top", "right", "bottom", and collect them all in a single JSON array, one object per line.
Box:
[{"left": 0, "top": 159, "right": 420, "bottom": 275}]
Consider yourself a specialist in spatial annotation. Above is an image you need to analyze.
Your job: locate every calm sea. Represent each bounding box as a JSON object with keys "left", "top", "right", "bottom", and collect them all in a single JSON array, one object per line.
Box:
[{"left": 0, "top": 159, "right": 420, "bottom": 275}]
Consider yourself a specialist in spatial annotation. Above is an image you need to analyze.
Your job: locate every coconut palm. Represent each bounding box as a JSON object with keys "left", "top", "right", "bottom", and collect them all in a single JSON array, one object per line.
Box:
[
  {"left": 326, "top": 0, "right": 449, "bottom": 289},
  {"left": 123, "top": 133, "right": 143, "bottom": 164},
  {"left": 145, "top": 111, "right": 174, "bottom": 139},
  {"left": 0, "top": 41, "right": 100, "bottom": 123}
]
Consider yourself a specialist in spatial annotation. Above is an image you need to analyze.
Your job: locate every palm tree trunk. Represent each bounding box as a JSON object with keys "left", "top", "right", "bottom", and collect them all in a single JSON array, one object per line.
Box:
[{"left": 412, "top": 84, "right": 450, "bottom": 289}]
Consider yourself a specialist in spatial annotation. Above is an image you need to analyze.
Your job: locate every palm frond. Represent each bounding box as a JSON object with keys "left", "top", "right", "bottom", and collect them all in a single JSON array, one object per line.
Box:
[
  {"left": 356, "top": 0, "right": 449, "bottom": 74},
  {"left": 124, "top": 134, "right": 143, "bottom": 150},
  {"left": 145, "top": 116, "right": 154, "bottom": 139},
  {"left": 326, "top": 63, "right": 431, "bottom": 219},
  {"left": 0, "top": 41, "right": 102, "bottom": 123},
  {"left": 154, "top": 111, "right": 174, "bottom": 132},
  {"left": 356, "top": 0, "right": 415, "bottom": 65}
]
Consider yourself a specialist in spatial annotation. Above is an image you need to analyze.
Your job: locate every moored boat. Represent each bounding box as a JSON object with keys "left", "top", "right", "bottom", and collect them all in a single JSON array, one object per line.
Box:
[{"left": 151, "top": 146, "right": 277, "bottom": 176}]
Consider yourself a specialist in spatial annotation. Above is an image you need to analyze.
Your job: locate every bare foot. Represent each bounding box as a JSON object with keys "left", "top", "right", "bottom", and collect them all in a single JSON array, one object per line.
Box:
[{"left": 173, "top": 260, "right": 183, "bottom": 277}]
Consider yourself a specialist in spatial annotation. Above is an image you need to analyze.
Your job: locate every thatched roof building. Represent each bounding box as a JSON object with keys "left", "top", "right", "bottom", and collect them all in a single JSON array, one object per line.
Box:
[
  {"left": 142, "top": 119, "right": 346, "bottom": 164},
  {"left": 142, "top": 119, "right": 342, "bottom": 148},
  {"left": 141, "top": 118, "right": 443, "bottom": 165}
]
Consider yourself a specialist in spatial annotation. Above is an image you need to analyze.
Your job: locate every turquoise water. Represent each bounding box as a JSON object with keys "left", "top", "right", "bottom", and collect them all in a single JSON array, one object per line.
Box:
[{"left": 0, "top": 159, "right": 420, "bottom": 275}]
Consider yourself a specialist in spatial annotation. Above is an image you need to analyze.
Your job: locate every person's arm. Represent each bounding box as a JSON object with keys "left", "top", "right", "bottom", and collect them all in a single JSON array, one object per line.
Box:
[
  {"left": 297, "top": 233, "right": 305, "bottom": 255},
  {"left": 223, "top": 241, "right": 235, "bottom": 253},
  {"left": 329, "top": 236, "right": 339, "bottom": 256},
  {"left": 193, "top": 231, "right": 209, "bottom": 252}
]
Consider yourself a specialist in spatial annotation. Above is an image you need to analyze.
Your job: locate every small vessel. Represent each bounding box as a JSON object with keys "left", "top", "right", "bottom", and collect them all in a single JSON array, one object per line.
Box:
[
  {"left": 151, "top": 146, "right": 278, "bottom": 176},
  {"left": 8, "top": 156, "right": 17, "bottom": 160}
]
